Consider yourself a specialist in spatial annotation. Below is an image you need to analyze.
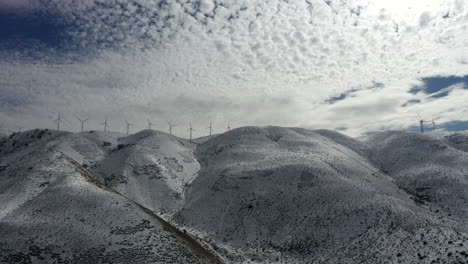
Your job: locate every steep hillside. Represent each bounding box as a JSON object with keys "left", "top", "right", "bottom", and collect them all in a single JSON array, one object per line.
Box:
[
  {"left": 14, "top": 129, "right": 200, "bottom": 218},
  {"left": 192, "top": 134, "right": 220, "bottom": 144},
  {"left": 365, "top": 131, "right": 468, "bottom": 219},
  {"left": 1, "top": 127, "right": 467, "bottom": 263},
  {"left": 442, "top": 132, "right": 468, "bottom": 153},
  {"left": 0, "top": 129, "right": 221, "bottom": 263},
  {"left": 174, "top": 127, "right": 467, "bottom": 263},
  {"left": 90, "top": 130, "right": 199, "bottom": 217}
]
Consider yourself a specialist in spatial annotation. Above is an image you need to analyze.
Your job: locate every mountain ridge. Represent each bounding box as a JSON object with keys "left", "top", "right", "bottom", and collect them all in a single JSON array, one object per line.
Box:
[{"left": 0, "top": 127, "right": 467, "bottom": 263}]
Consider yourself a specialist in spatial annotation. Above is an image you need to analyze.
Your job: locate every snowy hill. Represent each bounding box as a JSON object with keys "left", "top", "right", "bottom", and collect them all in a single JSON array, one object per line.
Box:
[
  {"left": 192, "top": 134, "right": 220, "bottom": 144},
  {"left": 90, "top": 129, "right": 199, "bottom": 217},
  {"left": 175, "top": 127, "right": 467, "bottom": 263},
  {"left": 365, "top": 131, "right": 468, "bottom": 219},
  {"left": 0, "top": 127, "right": 466, "bottom": 263},
  {"left": 0, "top": 129, "right": 221, "bottom": 263},
  {"left": 441, "top": 132, "right": 468, "bottom": 153}
]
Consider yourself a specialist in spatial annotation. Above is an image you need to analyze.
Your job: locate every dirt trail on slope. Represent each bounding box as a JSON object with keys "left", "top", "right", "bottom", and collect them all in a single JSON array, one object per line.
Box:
[{"left": 62, "top": 152, "right": 224, "bottom": 264}]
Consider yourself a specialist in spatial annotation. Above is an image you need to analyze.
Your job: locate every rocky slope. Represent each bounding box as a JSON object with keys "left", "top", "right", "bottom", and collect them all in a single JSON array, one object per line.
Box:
[
  {"left": 0, "top": 127, "right": 466, "bottom": 263},
  {"left": 365, "top": 131, "right": 468, "bottom": 219},
  {"left": 0, "top": 129, "right": 220, "bottom": 263},
  {"left": 173, "top": 127, "right": 467, "bottom": 263}
]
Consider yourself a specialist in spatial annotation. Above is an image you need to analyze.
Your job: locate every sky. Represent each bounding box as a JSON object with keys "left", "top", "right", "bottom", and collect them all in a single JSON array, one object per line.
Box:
[{"left": 0, "top": 0, "right": 467, "bottom": 138}]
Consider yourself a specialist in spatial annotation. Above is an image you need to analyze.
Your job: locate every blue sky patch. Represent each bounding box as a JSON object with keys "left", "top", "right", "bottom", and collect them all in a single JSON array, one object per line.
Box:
[
  {"left": 438, "top": 120, "right": 468, "bottom": 131},
  {"left": 326, "top": 81, "right": 384, "bottom": 104},
  {"left": 409, "top": 75, "right": 468, "bottom": 97},
  {"left": 0, "top": 10, "right": 69, "bottom": 50},
  {"left": 403, "top": 120, "right": 468, "bottom": 133}
]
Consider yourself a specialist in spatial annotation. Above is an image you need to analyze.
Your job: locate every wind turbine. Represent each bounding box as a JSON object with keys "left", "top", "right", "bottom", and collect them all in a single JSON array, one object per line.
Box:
[
  {"left": 125, "top": 120, "right": 133, "bottom": 135},
  {"left": 168, "top": 122, "right": 176, "bottom": 135},
  {"left": 416, "top": 114, "right": 431, "bottom": 134},
  {"left": 75, "top": 115, "right": 89, "bottom": 132},
  {"left": 207, "top": 121, "right": 213, "bottom": 136},
  {"left": 187, "top": 123, "right": 195, "bottom": 142},
  {"left": 54, "top": 113, "right": 62, "bottom": 131},
  {"left": 431, "top": 116, "right": 439, "bottom": 131},
  {"left": 100, "top": 118, "right": 109, "bottom": 132},
  {"left": 226, "top": 123, "right": 231, "bottom": 131},
  {"left": 147, "top": 119, "right": 154, "bottom": 130}
]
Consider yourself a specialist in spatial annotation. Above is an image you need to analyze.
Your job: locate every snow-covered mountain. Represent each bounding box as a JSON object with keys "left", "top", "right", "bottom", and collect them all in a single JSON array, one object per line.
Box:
[
  {"left": 88, "top": 130, "right": 200, "bottom": 217},
  {"left": 0, "top": 127, "right": 466, "bottom": 263},
  {"left": 365, "top": 131, "right": 468, "bottom": 219},
  {"left": 175, "top": 127, "right": 467, "bottom": 263},
  {"left": 0, "top": 129, "right": 220, "bottom": 263}
]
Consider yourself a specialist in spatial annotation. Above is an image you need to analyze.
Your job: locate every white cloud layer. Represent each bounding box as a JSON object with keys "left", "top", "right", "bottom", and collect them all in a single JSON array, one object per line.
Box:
[{"left": 0, "top": 0, "right": 467, "bottom": 137}]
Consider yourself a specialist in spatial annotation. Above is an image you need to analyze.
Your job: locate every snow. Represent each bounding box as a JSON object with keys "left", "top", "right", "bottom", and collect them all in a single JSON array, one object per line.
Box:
[
  {"left": 91, "top": 129, "right": 200, "bottom": 217},
  {"left": 0, "top": 129, "right": 220, "bottom": 263},
  {"left": 0, "top": 127, "right": 467, "bottom": 263},
  {"left": 175, "top": 127, "right": 467, "bottom": 262},
  {"left": 365, "top": 131, "right": 468, "bottom": 219}
]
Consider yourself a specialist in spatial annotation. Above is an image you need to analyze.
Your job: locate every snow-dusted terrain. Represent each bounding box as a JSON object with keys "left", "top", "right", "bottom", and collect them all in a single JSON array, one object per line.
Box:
[
  {"left": 0, "top": 127, "right": 466, "bottom": 263},
  {"left": 0, "top": 129, "right": 220, "bottom": 263}
]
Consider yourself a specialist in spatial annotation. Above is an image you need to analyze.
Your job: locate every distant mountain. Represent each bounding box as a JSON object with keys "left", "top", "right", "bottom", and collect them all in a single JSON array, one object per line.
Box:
[
  {"left": 365, "top": 131, "right": 468, "bottom": 219},
  {"left": 0, "top": 127, "right": 466, "bottom": 263}
]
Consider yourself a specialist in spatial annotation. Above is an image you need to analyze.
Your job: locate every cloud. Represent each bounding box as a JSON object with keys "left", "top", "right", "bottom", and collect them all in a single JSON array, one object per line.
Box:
[
  {"left": 419, "top": 12, "right": 433, "bottom": 27},
  {"left": 199, "top": 0, "right": 215, "bottom": 14},
  {"left": 0, "top": 0, "right": 35, "bottom": 11},
  {"left": 0, "top": 0, "right": 467, "bottom": 137}
]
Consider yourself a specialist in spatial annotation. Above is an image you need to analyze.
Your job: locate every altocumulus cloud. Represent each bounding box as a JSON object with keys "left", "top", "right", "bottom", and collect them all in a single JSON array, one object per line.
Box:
[{"left": 0, "top": 0, "right": 467, "bottom": 137}]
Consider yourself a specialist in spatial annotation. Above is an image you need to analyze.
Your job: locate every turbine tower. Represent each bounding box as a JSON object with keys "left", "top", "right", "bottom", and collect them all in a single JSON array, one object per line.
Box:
[
  {"left": 207, "top": 121, "right": 213, "bottom": 136},
  {"left": 431, "top": 116, "right": 439, "bottom": 130},
  {"left": 54, "top": 113, "right": 62, "bottom": 131},
  {"left": 147, "top": 119, "right": 154, "bottom": 130},
  {"left": 168, "top": 122, "right": 176, "bottom": 135},
  {"left": 125, "top": 120, "right": 133, "bottom": 135},
  {"left": 226, "top": 123, "right": 231, "bottom": 131},
  {"left": 416, "top": 114, "right": 431, "bottom": 134},
  {"left": 100, "top": 118, "right": 109, "bottom": 132},
  {"left": 187, "top": 123, "right": 194, "bottom": 142},
  {"left": 75, "top": 115, "right": 89, "bottom": 132}
]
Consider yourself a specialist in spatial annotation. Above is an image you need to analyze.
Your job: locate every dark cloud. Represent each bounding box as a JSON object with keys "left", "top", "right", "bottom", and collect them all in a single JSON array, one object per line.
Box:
[
  {"left": 401, "top": 99, "right": 421, "bottom": 107},
  {"left": 0, "top": 0, "right": 257, "bottom": 60}
]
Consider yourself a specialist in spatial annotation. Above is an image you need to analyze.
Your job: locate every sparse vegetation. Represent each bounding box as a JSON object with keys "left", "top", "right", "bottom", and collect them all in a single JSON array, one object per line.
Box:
[{"left": 0, "top": 127, "right": 466, "bottom": 263}]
